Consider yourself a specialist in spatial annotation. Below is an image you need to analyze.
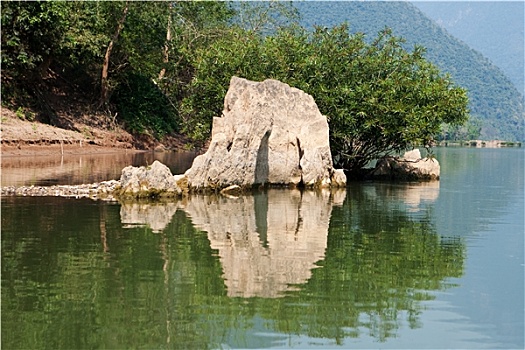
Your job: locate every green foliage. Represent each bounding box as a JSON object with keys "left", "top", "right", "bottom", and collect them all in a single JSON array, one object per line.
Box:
[
  {"left": 9, "top": 0, "right": 514, "bottom": 163},
  {"left": 234, "top": 0, "right": 300, "bottom": 34},
  {"left": 179, "top": 28, "right": 265, "bottom": 140},
  {"left": 15, "top": 106, "right": 36, "bottom": 121},
  {"left": 182, "top": 24, "right": 469, "bottom": 173},
  {"left": 113, "top": 73, "right": 179, "bottom": 138},
  {"left": 1, "top": 1, "right": 71, "bottom": 108},
  {"left": 116, "top": 2, "right": 169, "bottom": 77},
  {"left": 156, "top": 1, "right": 237, "bottom": 115},
  {"left": 439, "top": 117, "right": 482, "bottom": 141},
  {"left": 311, "top": 26, "right": 468, "bottom": 171},
  {"left": 15, "top": 107, "right": 24, "bottom": 119},
  {"left": 0, "top": 1, "right": 235, "bottom": 137},
  {"left": 1, "top": 1, "right": 70, "bottom": 75},
  {"left": 172, "top": 1, "right": 236, "bottom": 29},
  {"left": 295, "top": 1, "right": 524, "bottom": 141}
]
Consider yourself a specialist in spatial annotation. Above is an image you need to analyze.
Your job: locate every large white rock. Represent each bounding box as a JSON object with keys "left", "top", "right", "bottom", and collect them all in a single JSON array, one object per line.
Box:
[{"left": 185, "top": 77, "right": 346, "bottom": 190}]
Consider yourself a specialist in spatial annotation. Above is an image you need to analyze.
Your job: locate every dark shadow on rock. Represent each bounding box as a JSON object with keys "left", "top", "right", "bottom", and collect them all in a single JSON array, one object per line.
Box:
[{"left": 254, "top": 130, "right": 271, "bottom": 185}]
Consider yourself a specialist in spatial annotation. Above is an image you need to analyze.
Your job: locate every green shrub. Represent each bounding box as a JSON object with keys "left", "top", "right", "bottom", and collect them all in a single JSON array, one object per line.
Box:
[
  {"left": 182, "top": 25, "right": 469, "bottom": 173},
  {"left": 113, "top": 73, "right": 179, "bottom": 138}
]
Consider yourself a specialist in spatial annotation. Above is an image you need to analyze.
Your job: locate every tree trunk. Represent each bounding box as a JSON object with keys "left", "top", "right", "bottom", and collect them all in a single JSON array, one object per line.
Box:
[
  {"left": 158, "top": 10, "right": 172, "bottom": 81},
  {"left": 38, "top": 55, "right": 53, "bottom": 79},
  {"left": 99, "top": 1, "right": 129, "bottom": 108}
]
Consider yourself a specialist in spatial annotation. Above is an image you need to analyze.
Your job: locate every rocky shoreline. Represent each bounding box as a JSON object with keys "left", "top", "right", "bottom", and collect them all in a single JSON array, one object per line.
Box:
[
  {"left": 1, "top": 180, "right": 121, "bottom": 201},
  {"left": 1, "top": 149, "right": 440, "bottom": 200},
  {"left": 2, "top": 78, "right": 444, "bottom": 200}
]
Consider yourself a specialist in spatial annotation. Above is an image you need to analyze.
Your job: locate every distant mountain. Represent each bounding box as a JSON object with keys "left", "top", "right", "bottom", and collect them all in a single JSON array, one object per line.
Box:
[
  {"left": 413, "top": 1, "right": 524, "bottom": 93},
  {"left": 294, "top": 1, "right": 524, "bottom": 141}
]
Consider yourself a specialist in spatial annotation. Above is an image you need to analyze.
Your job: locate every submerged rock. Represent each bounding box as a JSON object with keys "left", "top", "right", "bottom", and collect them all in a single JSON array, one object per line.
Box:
[
  {"left": 185, "top": 76, "right": 346, "bottom": 190},
  {"left": 372, "top": 149, "right": 440, "bottom": 181},
  {"left": 220, "top": 185, "right": 243, "bottom": 197}
]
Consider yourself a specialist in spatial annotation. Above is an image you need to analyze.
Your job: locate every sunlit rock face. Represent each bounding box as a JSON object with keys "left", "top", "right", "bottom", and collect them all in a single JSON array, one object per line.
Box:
[
  {"left": 118, "top": 160, "right": 185, "bottom": 198},
  {"left": 180, "top": 189, "right": 346, "bottom": 298},
  {"left": 185, "top": 77, "right": 346, "bottom": 190}
]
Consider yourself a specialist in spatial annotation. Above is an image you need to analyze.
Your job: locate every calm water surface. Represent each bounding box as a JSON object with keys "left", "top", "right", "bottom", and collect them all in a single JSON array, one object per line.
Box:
[
  {"left": 1, "top": 150, "right": 197, "bottom": 187},
  {"left": 1, "top": 148, "right": 523, "bottom": 349}
]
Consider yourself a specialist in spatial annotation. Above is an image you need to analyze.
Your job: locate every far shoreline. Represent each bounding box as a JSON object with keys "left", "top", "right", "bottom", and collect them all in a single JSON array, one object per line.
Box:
[
  {"left": 1, "top": 143, "right": 148, "bottom": 158},
  {"left": 2, "top": 139, "right": 522, "bottom": 159},
  {"left": 436, "top": 140, "right": 522, "bottom": 148}
]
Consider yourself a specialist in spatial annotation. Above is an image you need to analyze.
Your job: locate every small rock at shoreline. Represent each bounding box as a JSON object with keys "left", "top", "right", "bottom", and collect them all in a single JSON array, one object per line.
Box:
[
  {"left": 115, "top": 160, "right": 186, "bottom": 199},
  {"left": 371, "top": 149, "right": 440, "bottom": 181}
]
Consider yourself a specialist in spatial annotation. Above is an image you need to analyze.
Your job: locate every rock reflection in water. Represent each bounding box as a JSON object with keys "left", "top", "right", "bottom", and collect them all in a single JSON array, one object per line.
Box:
[
  {"left": 119, "top": 189, "right": 346, "bottom": 298},
  {"left": 120, "top": 201, "right": 181, "bottom": 233},
  {"left": 118, "top": 183, "right": 442, "bottom": 298},
  {"left": 184, "top": 189, "right": 346, "bottom": 298},
  {"left": 401, "top": 181, "right": 439, "bottom": 211},
  {"left": 361, "top": 181, "right": 440, "bottom": 213}
]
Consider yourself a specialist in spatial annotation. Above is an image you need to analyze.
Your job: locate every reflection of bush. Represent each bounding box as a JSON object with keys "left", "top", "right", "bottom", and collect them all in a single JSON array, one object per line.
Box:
[
  {"left": 113, "top": 73, "right": 179, "bottom": 138},
  {"left": 259, "top": 184, "right": 465, "bottom": 342},
  {"left": 2, "top": 187, "right": 465, "bottom": 348}
]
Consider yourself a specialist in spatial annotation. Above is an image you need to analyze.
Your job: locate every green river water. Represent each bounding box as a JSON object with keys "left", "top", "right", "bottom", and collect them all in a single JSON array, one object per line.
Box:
[{"left": 1, "top": 147, "right": 523, "bottom": 349}]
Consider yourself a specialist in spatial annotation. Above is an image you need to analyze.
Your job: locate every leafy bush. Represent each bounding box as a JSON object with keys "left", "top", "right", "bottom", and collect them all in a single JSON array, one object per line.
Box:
[
  {"left": 113, "top": 73, "right": 179, "bottom": 138},
  {"left": 182, "top": 24, "right": 469, "bottom": 173}
]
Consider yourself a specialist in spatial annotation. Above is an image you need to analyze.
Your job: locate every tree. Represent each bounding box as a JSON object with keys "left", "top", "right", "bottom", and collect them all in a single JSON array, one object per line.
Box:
[
  {"left": 1, "top": 2, "right": 470, "bottom": 162},
  {"left": 302, "top": 26, "right": 470, "bottom": 173},
  {"left": 0, "top": 1, "right": 81, "bottom": 123},
  {"left": 157, "top": 5, "right": 172, "bottom": 81},
  {"left": 99, "top": 1, "right": 129, "bottom": 108},
  {"left": 235, "top": 0, "right": 300, "bottom": 34},
  {"left": 110, "top": 1, "right": 235, "bottom": 137},
  {"left": 182, "top": 24, "right": 469, "bottom": 174},
  {"left": 1, "top": 1, "right": 71, "bottom": 80}
]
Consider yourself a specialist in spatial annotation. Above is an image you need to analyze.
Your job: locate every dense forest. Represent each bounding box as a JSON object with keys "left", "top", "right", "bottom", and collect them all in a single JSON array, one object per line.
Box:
[
  {"left": 296, "top": 1, "right": 524, "bottom": 141},
  {"left": 2, "top": 1, "right": 512, "bottom": 173}
]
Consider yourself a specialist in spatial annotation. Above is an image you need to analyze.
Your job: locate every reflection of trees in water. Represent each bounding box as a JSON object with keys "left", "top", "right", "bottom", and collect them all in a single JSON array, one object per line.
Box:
[
  {"left": 272, "top": 183, "right": 465, "bottom": 342},
  {"left": 1, "top": 151, "right": 197, "bottom": 186},
  {"left": 1, "top": 185, "right": 465, "bottom": 348},
  {"left": 129, "top": 185, "right": 463, "bottom": 344}
]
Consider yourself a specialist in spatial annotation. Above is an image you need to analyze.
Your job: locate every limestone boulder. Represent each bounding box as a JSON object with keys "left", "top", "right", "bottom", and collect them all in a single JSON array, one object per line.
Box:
[
  {"left": 117, "top": 160, "right": 185, "bottom": 198},
  {"left": 372, "top": 149, "right": 440, "bottom": 181},
  {"left": 331, "top": 169, "right": 348, "bottom": 187},
  {"left": 185, "top": 77, "right": 346, "bottom": 190}
]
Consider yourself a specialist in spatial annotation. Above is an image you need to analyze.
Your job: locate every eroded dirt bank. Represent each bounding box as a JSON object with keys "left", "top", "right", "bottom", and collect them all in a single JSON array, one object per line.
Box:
[{"left": 1, "top": 107, "right": 194, "bottom": 157}]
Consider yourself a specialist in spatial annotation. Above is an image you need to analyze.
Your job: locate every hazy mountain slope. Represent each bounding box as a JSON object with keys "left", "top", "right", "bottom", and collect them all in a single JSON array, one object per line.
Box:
[
  {"left": 295, "top": 1, "right": 524, "bottom": 141},
  {"left": 413, "top": 1, "right": 524, "bottom": 93}
]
